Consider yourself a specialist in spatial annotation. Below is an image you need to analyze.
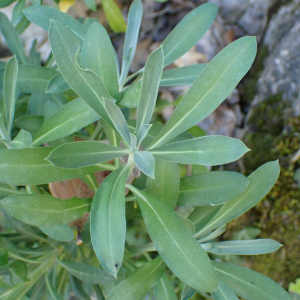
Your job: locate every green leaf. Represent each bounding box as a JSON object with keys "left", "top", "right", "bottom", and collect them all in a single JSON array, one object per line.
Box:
[
  {"left": 0, "top": 12, "right": 27, "bottom": 64},
  {"left": 69, "top": 275, "right": 91, "bottom": 300},
  {"left": 149, "top": 36, "right": 257, "bottom": 149},
  {"left": 12, "top": 0, "right": 25, "bottom": 25},
  {"left": 136, "top": 47, "right": 164, "bottom": 134},
  {"left": 58, "top": 261, "right": 116, "bottom": 284},
  {"left": 177, "top": 213, "right": 195, "bottom": 235},
  {"left": 146, "top": 159, "right": 179, "bottom": 209},
  {"left": 162, "top": 3, "right": 217, "bottom": 66},
  {"left": 102, "top": 97, "right": 131, "bottom": 146},
  {"left": 39, "top": 224, "right": 75, "bottom": 242},
  {"left": 5, "top": 260, "right": 27, "bottom": 281},
  {"left": 153, "top": 273, "right": 177, "bottom": 300},
  {"left": 91, "top": 165, "right": 132, "bottom": 276},
  {"left": 197, "top": 225, "right": 226, "bottom": 243},
  {"left": 106, "top": 257, "right": 165, "bottom": 300},
  {"left": 28, "top": 39, "right": 41, "bottom": 66},
  {"left": 47, "top": 141, "right": 129, "bottom": 168},
  {"left": 101, "top": 0, "right": 127, "bottom": 33},
  {"left": 23, "top": 5, "right": 87, "bottom": 43},
  {"left": 82, "top": 22, "right": 119, "bottom": 100},
  {"left": 160, "top": 64, "right": 207, "bottom": 87},
  {"left": 84, "top": 0, "right": 96, "bottom": 11},
  {"left": 45, "top": 272, "right": 64, "bottom": 300},
  {"left": 3, "top": 56, "right": 18, "bottom": 137},
  {"left": 212, "top": 261, "right": 293, "bottom": 300},
  {"left": 181, "top": 285, "right": 197, "bottom": 300},
  {"left": 150, "top": 136, "right": 250, "bottom": 165},
  {"left": 120, "top": 81, "right": 141, "bottom": 108},
  {"left": 0, "top": 147, "right": 109, "bottom": 185},
  {"left": 211, "top": 279, "right": 239, "bottom": 300},
  {"left": 28, "top": 92, "right": 50, "bottom": 115},
  {"left": 178, "top": 171, "right": 249, "bottom": 206},
  {"left": 120, "top": 0, "right": 143, "bottom": 84},
  {"left": 10, "top": 130, "right": 32, "bottom": 149},
  {"left": 49, "top": 21, "right": 114, "bottom": 128},
  {"left": 128, "top": 185, "right": 218, "bottom": 292},
  {"left": 1, "top": 194, "right": 92, "bottom": 226},
  {"left": 33, "top": 98, "right": 100, "bottom": 146},
  {"left": 202, "top": 239, "right": 282, "bottom": 255},
  {"left": 46, "top": 73, "right": 70, "bottom": 94},
  {"left": 197, "top": 160, "right": 280, "bottom": 237},
  {"left": 15, "top": 115, "right": 44, "bottom": 136},
  {"left": 0, "top": 249, "right": 8, "bottom": 266},
  {"left": 133, "top": 151, "right": 155, "bottom": 178},
  {"left": 137, "top": 124, "right": 152, "bottom": 147},
  {"left": 0, "top": 65, "right": 58, "bottom": 93},
  {"left": 0, "top": 0, "right": 15, "bottom": 8}
]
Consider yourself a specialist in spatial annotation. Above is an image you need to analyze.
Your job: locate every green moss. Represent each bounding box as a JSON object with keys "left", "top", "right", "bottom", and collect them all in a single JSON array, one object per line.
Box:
[{"left": 226, "top": 96, "right": 300, "bottom": 288}]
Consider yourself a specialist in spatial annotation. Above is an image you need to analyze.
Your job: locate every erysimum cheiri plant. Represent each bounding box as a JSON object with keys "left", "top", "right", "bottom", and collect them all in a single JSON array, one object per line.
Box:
[{"left": 0, "top": 1, "right": 293, "bottom": 300}]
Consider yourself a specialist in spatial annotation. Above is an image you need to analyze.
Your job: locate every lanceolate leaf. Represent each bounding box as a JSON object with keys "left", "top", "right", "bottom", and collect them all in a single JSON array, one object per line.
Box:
[
  {"left": 106, "top": 257, "right": 165, "bottom": 300},
  {"left": 211, "top": 280, "right": 239, "bottom": 300},
  {"left": 1, "top": 194, "right": 92, "bottom": 226},
  {"left": 91, "top": 165, "right": 132, "bottom": 276},
  {"left": 23, "top": 5, "right": 87, "bottom": 43},
  {"left": 136, "top": 47, "right": 164, "bottom": 134},
  {"left": 46, "top": 73, "right": 70, "bottom": 94},
  {"left": 39, "top": 225, "right": 74, "bottom": 242},
  {"left": 153, "top": 273, "right": 177, "bottom": 300},
  {"left": 0, "top": 12, "right": 27, "bottom": 64},
  {"left": 47, "top": 141, "right": 129, "bottom": 168},
  {"left": 3, "top": 56, "right": 18, "bottom": 136},
  {"left": 149, "top": 37, "right": 257, "bottom": 149},
  {"left": 120, "top": 0, "right": 143, "bottom": 84},
  {"left": 0, "top": 147, "right": 109, "bottom": 185},
  {"left": 178, "top": 171, "right": 249, "bottom": 206},
  {"left": 58, "top": 261, "right": 116, "bottom": 284},
  {"left": 133, "top": 151, "right": 155, "bottom": 178},
  {"left": 146, "top": 159, "right": 179, "bottom": 210},
  {"left": 82, "top": 23, "right": 119, "bottom": 100},
  {"left": 197, "top": 161, "right": 280, "bottom": 237},
  {"left": 128, "top": 185, "right": 218, "bottom": 292},
  {"left": 33, "top": 98, "right": 100, "bottom": 146},
  {"left": 162, "top": 3, "right": 217, "bottom": 66},
  {"left": 0, "top": 65, "right": 58, "bottom": 93},
  {"left": 150, "top": 136, "right": 250, "bottom": 165},
  {"left": 212, "top": 262, "right": 293, "bottom": 300},
  {"left": 49, "top": 21, "right": 114, "bottom": 128},
  {"left": 160, "top": 64, "right": 207, "bottom": 87},
  {"left": 202, "top": 239, "right": 282, "bottom": 255}
]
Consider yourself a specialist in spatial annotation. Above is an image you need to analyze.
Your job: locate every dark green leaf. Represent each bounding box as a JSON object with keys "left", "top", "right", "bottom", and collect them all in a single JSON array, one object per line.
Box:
[
  {"left": 128, "top": 186, "right": 218, "bottom": 292},
  {"left": 178, "top": 171, "right": 249, "bottom": 206},
  {"left": 6, "top": 260, "right": 27, "bottom": 281},
  {"left": 47, "top": 141, "right": 129, "bottom": 168},
  {"left": 2, "top": 194, "right": 92, "bottom": 226},
  {"left": 0, "top": 249, "right": 8, "bottom": 266},
  {"left": 212, "top": 262, "right": 293, "bottom": 300},
  {"left": 91, "top": 165, "right": 132, "bottom": 276},
  {"left": 106, "top": 257, "right": 165, "bottom": 300}
]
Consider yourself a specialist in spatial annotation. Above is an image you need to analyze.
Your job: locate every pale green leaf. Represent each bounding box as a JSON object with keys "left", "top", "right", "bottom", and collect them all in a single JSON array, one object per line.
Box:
[
  {"left": 197, "top": 225, "right": 226, "bottom": 243},
  {"left": 136, "top": 47, "right": 164, "bottom": 134},
  {"left": 84, "top": 0, "right": 96, "bottom": 11},
  {"left": 162, "top": 3, "right": 217, "bottom": 66},
  {"left": 47, "top": 141, "right": 129, "bottom": 168},
  {"left": 58, "top": 261, "right": 116, "bottom": 284},
  {"left": 23, "top": 5, "right": 87, "bottom": 43},
  {"left": 213, "top": 261, "right": 293, "bottom": 300},
  {"left": 178, "top": 171, "right": 249, "bottom": 206},
  {"left": 211, "top": 279, "right": 239, "bottom": 300},
  {"left": 46, "top": 73, "right": 70, "bottom": 94},
  {"left": 1, "top": 194, "right": 92, "bottom": 226},
  {"left": 181, "top": 285, "right": 197, "bottom": 300},
  {"left": 0, "top": 12, "right": 27, "bottom": 64},
  {"left": 33, "top": 98, "right": 100, "bottom": 146},
  {"left": 150, "top": 136, "right": 250, "bottom": 165},
  {"left": 3, "top": 56, "right": 18, "bottom": 136},
  {"left": 128, "top": 185, "right": 218, "bottom": 292},
  {"left": 133, "top": 151, "right": 155, "bottom": 178},
  {"left": 119, "top": 81, "right": 141, "bottom": 108},
  {"left": 120, "top": 0, "right": 143, "bottom": 84},
  {"left": 91, "top": 165, "right": 132, "bottom": 276},
  {"left": 137, "top": 124, "right": 152, "bottom": 147},
  {"left": 82, "top": 22, "right": 119, "bottom": 100},
  {"left": 202, "top": 239, "right": 282, "bottom": 255},
  {"left": 106, "top": 257, "right": 165, "bottom": 300},
  {"left": 39, "top": 224, "right": 75, "bottom": 242},
  {"left": 153, "top": 273, "right": 177, "bottom": 300},
  {"left": 146, "top": 159, "right": 179, "bottom": 209},
  {"left": 10, "top": 130, "right": 32, "bottom": 149},
  {"left": 12, "top": 0, "right": 25, "bottom": 25},
  {"left": 49, "top": 21, "right": 114, "bottom": 128},
  {"left": 149, "top": 37, "right": 257, "bottom": 149},
  {"left": 197, "top": 161, "right": 280, "bottom": 237}
]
